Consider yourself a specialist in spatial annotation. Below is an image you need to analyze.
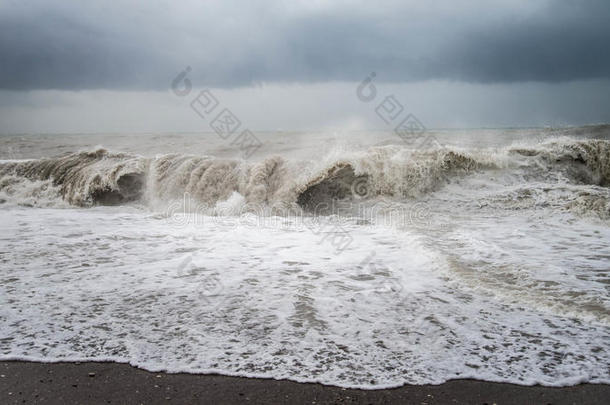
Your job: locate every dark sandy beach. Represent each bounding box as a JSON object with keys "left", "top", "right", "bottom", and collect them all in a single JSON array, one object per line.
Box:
[{"left": 1, "top": 361, "right": 608, "bottom": 405}]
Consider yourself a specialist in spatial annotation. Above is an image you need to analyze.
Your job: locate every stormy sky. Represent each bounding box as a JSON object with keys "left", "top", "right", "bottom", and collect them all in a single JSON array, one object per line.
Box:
[{"left": 0, "top": 0, "right": 609, "bottom": 132}]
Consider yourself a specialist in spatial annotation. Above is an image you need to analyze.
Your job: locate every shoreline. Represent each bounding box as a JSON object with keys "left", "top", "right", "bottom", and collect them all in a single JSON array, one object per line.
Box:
[{"left": 1, "top": 361, "right": 608, "bottom": 404}]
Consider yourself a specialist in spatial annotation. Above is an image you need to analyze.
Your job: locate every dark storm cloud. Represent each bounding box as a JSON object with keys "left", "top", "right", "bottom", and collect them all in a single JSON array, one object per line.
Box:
[{"left": 0, "top": 0, "right": 609, "bottom": 90}]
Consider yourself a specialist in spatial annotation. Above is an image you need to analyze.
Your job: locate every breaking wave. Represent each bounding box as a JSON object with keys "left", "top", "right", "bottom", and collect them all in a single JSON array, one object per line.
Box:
[
  {"left": 0, "top": 149, "right": 146, "bottom": 206},
  {"left": 0, "top": 139, "right": 609, "bottom": 218}
]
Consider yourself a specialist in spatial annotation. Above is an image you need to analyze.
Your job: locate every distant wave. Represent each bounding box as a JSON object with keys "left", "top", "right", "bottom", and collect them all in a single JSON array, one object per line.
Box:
[{"left": 0, "top": 139, "right": 609, "bottom": 218}]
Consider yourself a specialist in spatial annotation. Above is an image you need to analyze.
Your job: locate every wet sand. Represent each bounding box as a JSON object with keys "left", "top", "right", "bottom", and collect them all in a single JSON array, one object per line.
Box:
[{"left": 1, "top": 361, "right": 608, "bottom": 404}]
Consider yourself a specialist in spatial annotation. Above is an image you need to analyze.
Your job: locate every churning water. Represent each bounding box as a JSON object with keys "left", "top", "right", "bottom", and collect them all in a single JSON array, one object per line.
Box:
[{"left": 1, "top": 126, "right": 609, "bottom": 388}]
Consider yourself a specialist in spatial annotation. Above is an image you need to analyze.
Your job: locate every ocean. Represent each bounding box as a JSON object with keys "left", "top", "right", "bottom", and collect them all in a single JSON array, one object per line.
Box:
[{"left": 0, "top": 126, "right": 609, "bottom": 388}]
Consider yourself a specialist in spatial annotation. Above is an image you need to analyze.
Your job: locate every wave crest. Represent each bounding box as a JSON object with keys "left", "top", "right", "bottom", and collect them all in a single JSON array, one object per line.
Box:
[
  {"left": 0, "top": 148, "right": 146, "bottom": 206},
  {"left": 0, "top": 140, "right": 608, "bottom": 215}
]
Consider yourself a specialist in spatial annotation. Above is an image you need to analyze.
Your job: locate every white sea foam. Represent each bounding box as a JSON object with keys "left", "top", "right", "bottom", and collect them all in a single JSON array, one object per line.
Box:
[{"left": 0, "top": 205, "right": 608, "bottom": 388}]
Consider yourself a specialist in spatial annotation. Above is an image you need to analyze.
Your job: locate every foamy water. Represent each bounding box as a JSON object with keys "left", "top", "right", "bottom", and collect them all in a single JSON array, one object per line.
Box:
[{"left": 0, "top": 127, "right": 609, "bottom": 388}]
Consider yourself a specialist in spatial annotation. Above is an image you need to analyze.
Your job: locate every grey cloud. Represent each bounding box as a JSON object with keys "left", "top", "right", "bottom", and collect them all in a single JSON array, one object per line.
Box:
[{"left": 0, "top": 0, "right": 609, "bottom": 90}]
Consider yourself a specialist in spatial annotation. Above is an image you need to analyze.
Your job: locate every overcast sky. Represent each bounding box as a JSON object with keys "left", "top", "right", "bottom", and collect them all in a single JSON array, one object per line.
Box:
[{"left": 1, "top": 0, "right": 609, "bottom": 132}]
